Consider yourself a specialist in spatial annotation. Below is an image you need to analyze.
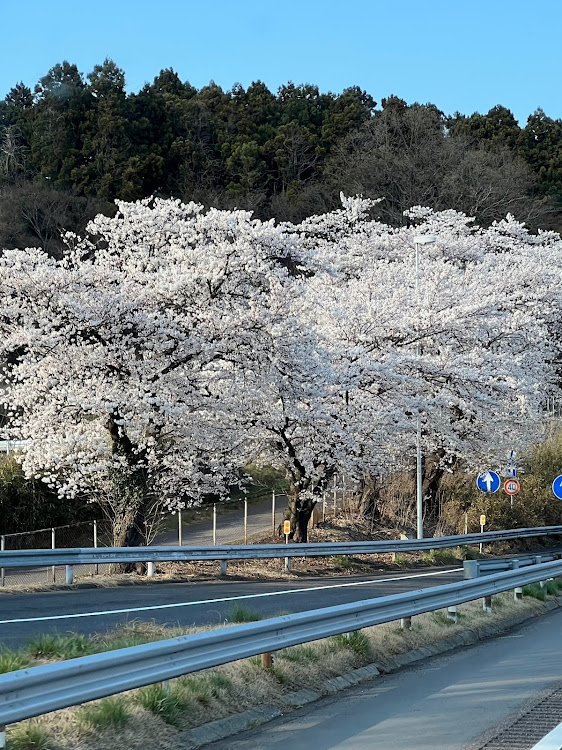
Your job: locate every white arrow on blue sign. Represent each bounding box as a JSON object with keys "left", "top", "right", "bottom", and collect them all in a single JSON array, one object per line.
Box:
[
  {"left": 477, "top": 471, "right": 500, "bottom": 493},
  {"left": 552, "top": 475, "right": 562, "bottom": 499}
]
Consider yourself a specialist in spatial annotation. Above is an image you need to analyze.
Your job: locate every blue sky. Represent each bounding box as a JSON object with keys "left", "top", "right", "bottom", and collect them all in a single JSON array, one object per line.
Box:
[{"left": 2, "top": 0, "right": 560, "bottom": 125}]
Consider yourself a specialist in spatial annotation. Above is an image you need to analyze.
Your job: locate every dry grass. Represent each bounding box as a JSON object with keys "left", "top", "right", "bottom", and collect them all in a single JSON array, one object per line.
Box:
[{"left": 4, "top": 588, "right": 552, "bottom": 750}]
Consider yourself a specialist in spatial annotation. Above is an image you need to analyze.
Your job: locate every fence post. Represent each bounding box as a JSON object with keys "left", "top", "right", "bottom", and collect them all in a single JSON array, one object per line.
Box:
[
  {"left": 1, "top": 535, "right": 4, "bottom": 587},
  {"left": 178, "top": 511, "right": 183, "bottom": 547},
  {"left": 93, "top": 520, "right": 99, "bottom": 576},
  {"left": 244, "top": 499, "right": 248, "bottom": 544},
  {"left": 51, "top": 527, "right": 56, "bottom": 583},
  {"left": 272, "top": 490, "right": 276, "bottom": 539},
  {"left": 213, "top": 504, "right": 217, "bottom": 546}
]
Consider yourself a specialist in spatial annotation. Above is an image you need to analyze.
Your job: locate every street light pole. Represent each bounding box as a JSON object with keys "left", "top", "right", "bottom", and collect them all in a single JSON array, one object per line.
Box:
[{"left": 413, "top": 234, "right": 437, "bottom": 539}]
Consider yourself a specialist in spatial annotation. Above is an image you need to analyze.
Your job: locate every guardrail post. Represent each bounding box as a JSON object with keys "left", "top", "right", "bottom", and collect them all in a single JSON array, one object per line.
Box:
[
  {"left": 220, "top": 560, "right": 227, "bottom": 576},
  {"left": 1, "top": 535, "right": 4, "bottom": 587},
  {"left": 0, "top": 723, "right": 6, "bottom": 750},
  {"left": 447, "top": 605, "right": 457, "bottom": 623},
  {"left": 483, "top": 595, "right": 492, "bottom": 612},
  {"left": 285, "top": 555, "right": 291, "bottom": 572},
  {"left": 511, "top": 559, "right": 523, "bottom": 600},
  {"left": 261, "top": 652, "right": 274, "bottom": 668},
  {"left": 534, "top": 555, "right": 546, "bottom": 586},
  {"left": 65, "top": 565, "right": 74, "bottom": 585},
  {"left": 400, "top": 616, "right": 412, "bottom": 631},
  {"left": 147, "top": 562, "right": 155, "bottom": 577}
]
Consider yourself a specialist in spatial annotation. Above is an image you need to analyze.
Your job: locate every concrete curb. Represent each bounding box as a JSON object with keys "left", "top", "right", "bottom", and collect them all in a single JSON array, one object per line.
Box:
[{"left": 179, "top": 595, "right": 562, "bottom": 748}]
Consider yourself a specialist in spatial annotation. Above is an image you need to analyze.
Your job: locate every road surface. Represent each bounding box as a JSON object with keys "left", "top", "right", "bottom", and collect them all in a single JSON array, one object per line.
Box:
[
  {"left": 0, "top": 567, "right": 462, "bottom": 648},
  {"left": 201, "top": 606, "right": 562, "bottom": 750}
]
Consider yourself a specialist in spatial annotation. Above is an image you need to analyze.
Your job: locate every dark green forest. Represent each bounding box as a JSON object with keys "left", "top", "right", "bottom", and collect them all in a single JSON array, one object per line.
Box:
[{"left": 2, "top": 58, "right": 562, "bottom": 257}]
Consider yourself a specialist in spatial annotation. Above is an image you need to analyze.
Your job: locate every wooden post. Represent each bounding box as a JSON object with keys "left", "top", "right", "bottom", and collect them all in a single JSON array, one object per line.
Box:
[{"left": 261, "top": 652, "right": 273, "bottom": 668}]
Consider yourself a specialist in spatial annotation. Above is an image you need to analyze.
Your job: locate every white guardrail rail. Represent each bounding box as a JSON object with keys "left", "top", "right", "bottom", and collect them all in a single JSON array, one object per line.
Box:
[
  {"left": 1, "top": 526, "right": 562, "bottom": 571},
  {"left": 1, "top": 560, "right": 562, "bottom": 732}
]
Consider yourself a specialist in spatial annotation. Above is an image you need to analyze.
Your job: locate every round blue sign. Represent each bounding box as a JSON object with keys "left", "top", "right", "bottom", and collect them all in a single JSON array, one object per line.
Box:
[
  {"left": 476, "top": 471, "right": 500, "bottom": 493},
  {"left": 552, "top": 475, "right": 562, "bottom": 499}
]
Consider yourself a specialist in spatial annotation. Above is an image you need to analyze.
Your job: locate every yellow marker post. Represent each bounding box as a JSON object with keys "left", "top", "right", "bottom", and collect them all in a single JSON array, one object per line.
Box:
[
  {"left": 284, "top": 520, "right": 291, "bottom": 571},
  {"left": 480, "top": 514, "right": 486, "bottom": 552}
]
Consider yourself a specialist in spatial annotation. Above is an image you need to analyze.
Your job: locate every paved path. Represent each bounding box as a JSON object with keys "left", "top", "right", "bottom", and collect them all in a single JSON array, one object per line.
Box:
[{"left": 203, "top": 606, "right": 562, "bottom": 750}]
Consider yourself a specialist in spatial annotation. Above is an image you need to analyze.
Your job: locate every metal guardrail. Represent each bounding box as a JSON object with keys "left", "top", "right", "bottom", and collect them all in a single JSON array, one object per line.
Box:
[
  {"left": 464, "top": 554, "right": 558, "bottom": 578},
  {"left": 1, "top": 559, "right": 562, "bottom": 728},
  {"left": 1, "top": 526, "right": 562, "bottom": 570}
]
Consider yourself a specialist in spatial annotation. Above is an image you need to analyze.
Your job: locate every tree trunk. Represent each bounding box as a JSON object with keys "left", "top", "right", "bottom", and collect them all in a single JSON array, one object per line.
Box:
[
  {"left": 287, "top": 488, "right": 317, "bottom": 543},
  {"left": 109, "top": 498, "right": 147, "bottom": 574},
  {"left": 357, "top": 473, "right": 381, "bottom": 530},
  {"left": 422, "top": 449, "right": 446, "bottom": 523}
]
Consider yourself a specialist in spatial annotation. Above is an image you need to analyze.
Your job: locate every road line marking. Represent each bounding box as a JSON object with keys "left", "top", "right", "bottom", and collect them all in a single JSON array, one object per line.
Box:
[{"left": 0, "top": 568, "right": 462, "bottom": 625}]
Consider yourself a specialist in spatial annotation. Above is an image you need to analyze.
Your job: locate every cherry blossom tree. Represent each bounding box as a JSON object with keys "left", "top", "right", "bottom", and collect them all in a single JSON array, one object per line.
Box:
[{"left": 0, "top": 197, "right": 300, "bottom": 552}]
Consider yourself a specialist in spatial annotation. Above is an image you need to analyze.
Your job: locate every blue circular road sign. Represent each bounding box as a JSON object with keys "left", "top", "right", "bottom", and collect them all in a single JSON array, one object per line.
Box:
[
  {"left": 552, "top": 475, "right": 562, "bottom": 499},
  {"left": 476, "top": 471, "right": 500, "bottom": 493}
]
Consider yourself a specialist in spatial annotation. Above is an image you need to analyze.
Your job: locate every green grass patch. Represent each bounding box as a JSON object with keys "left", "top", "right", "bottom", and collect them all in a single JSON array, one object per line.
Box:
[
  {"left": 8, "top": 721, "right": 53, "bottom": 750},
  {"left": 26, "top": 633, "right": 92, "bottom": 660},
  {"left": 432, "top": 610, "right": 462, "bottom": 626},
  {"left": 422, "top": 549, "right": 458, "bottom": 565},
  {"left": 280, "top": 645, "right": 320, "bottom": 664},
  {"left": 523, "top": 583, "right": 547, "bottom": 601},
  {"left": 393, "top": 555, "right": 410, "bottom": 568},
  {"left": 332, "top": 555, "right": 353, "bottom": 569},
  {"left": 546, "top": 578, "right": 562, "bottom": 595},
  {"left": 228, "top": 604, "right": 263, "bottom": 623},
  {"left": 136, "top": 683, "right": 186, "bottom": 727},
  {"left": 0, "top": 648, "right": 29, "bottom": 674},
  {"left": 331, "top": 630, "right": 372, "bottom": 659},
  {"left": 79, "top": 697, "right": 130, "bottom": 731}
]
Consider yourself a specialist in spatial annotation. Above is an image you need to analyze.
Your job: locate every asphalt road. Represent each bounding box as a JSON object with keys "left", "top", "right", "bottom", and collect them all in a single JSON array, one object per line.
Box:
[
  {"left": 203, "top": 606, "right": 562, "bottom": 750},
  {"left": 0, "top": 567, "right": 462, "bottom": 648}
]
